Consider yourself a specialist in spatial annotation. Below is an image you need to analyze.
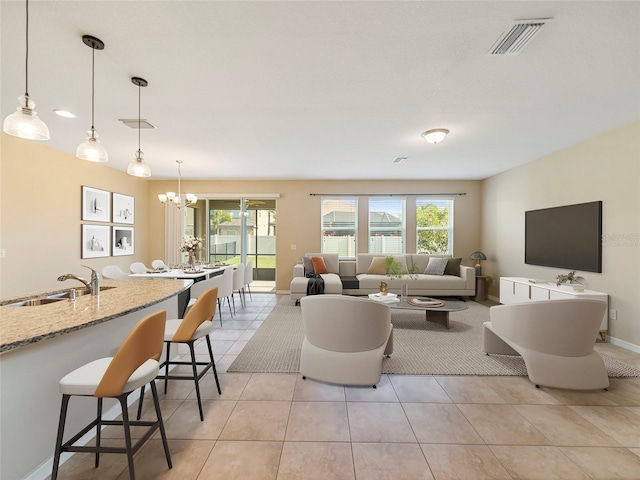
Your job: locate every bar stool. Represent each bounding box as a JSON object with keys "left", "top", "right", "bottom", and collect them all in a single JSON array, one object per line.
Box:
[
  {"left": 51, "top": 310, "right": 171, "bottom": 480},
  {"left": 138, "top": 287, "right": 221, "bottom": 422}
]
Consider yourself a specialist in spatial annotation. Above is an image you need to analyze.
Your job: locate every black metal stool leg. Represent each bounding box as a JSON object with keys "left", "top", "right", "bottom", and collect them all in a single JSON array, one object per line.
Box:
[
  {"left": 164, "top": 342, "right": 171, "bottom": 394},
  {"left": 136, "top": 385, "right": 146, "bottom": 420},
  {"left": 217, "top": 298, "right": 223, "bottom": 326},
  {"left": 150, "top": 381, "right": 172, "bottom": 469},
  {"left": 95, "top": 397, "right": 103, "bottom": 467},
  {"left": 206, "top": 334, "right": 222, "bottom": 395},
  {"left": 118, "top": 395, "right": 136, "bottom": 480},
  {"left": 51, "top": 394, "right": 71, "bottom": 480},
  {"left": 188, "top": 342, "right": 205, "bottom": 421}
]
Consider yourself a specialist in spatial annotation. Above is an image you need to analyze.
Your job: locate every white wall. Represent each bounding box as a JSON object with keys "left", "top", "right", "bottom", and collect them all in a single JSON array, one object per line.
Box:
[{"left": 482, "top": 121, "right": 640, "bottom": 346}]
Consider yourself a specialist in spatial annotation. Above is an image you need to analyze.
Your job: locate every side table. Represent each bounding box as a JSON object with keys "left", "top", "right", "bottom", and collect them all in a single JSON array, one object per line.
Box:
[{"left": 474, "top": 275, "right": 490, "bottom": 301}]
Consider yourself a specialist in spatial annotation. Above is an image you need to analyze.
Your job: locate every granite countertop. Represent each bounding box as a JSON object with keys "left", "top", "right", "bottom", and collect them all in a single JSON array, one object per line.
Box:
[{"left": 0, "top": 279, "right": 191, "bottom": 353}]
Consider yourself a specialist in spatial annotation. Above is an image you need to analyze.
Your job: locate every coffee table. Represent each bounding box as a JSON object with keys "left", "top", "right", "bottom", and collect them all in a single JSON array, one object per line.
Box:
[{"left": 388, "top": 296, "right": 468, "bottom": 329}]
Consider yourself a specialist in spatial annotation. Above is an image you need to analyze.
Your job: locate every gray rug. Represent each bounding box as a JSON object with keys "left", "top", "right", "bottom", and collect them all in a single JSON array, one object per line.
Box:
[{"left": 228, "top": 298, "right": 640, "bottom": 377}]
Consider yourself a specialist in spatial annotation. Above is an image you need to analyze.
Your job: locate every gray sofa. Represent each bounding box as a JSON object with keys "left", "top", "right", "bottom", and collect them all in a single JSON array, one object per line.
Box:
[{"left": 291, "top": 253, "right": 475, "bottom": 303}]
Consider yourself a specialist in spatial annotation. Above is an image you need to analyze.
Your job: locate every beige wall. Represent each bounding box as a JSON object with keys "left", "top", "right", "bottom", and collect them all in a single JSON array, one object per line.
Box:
[
  {"left": 482, "top": 121, "right": 640, "bottom": 346},
  {"left": 146, "top": 180, "right": 483, "bottom": 292},
  {"left": 0, "top": 134, "right": 150, "bottom": 298}
]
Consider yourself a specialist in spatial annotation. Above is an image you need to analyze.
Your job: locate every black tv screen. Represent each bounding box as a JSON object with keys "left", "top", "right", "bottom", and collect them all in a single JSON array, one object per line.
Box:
[{"left": 525, "top": 201, "right": 602, "bottom": 273}]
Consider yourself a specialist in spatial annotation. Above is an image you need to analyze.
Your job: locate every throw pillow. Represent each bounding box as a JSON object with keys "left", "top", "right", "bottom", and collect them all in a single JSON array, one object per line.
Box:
[
  {"left": 311, "top": 256, "right": 329, "bottom": 274},
  {"left": 366, "top": 257, "right": 387, "bottom": 275},
  {"left": 424, "top": 257, "right": 448, "bottom": 276},
  {"left": 303, "top": 256, "right": 315, "bottom": 275},
  {"left": 444, "top": 257, "right": 462, "bottom": 276}
]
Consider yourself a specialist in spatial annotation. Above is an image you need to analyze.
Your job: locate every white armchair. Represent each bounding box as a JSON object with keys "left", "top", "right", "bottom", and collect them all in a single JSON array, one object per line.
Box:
[
  {"left": 483, "top": 299, "right": 609, "bottom": 390},
  {"left": 300, "top": 295, "right": 393, "bottom": 387}
]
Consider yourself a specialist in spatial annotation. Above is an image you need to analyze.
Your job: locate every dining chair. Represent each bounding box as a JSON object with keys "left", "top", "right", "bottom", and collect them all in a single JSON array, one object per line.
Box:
[
  {"left": 137, "top": 288, "right": 221, "bottom": 422},
  {"left": 244, "top": 261, "right": 254, "bottom": 301},
  {"left": 232, "top": 263, "right": 246, "bottom": 312},
  {"left": 51, "top": 310, "right": 171, "bottom": 480},
  {"left": 151, "top": 259, "right": 168, "bottom": 269},
  {"left": 102, "top": 265, "right": 129, "bottom": 280},
  {"left": 129, "top": 262, "right": 148, "bottom": 274}
]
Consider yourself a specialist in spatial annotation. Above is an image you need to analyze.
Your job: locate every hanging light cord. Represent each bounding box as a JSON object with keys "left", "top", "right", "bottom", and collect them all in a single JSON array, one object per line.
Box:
[
  {"left": 91, "top": 43, "right": 95, "bottom": 131},
  {"left": 177, "top": 162, "right": 182, "bottom": 198},
  {"left": 24, "top": 0, "right": 29, "bottom": 99},
  {"left": 137, "top": 82, "right": 141, "bottom": 156}
]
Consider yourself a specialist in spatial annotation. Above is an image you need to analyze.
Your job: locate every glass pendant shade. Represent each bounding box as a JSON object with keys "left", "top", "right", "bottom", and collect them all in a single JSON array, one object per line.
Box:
[
  {"left": 127, "top": 151, "right": 151, "bottom": 177},
  {"left": 3, "top": 95, "right": 50, "bottom": 140},
  {"left": 76, "top": 128, "right": 108, "bottom": 162}
]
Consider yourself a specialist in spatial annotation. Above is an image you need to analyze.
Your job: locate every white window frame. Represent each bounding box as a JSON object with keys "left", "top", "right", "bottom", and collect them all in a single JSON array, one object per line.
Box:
[
  {"left": 321, "top": 197, "right": 358, "bottom": 258},
  {"left": 416, "top": 197, "right": 454, "bottom": 254},
  {"left": 368, "top": 197, "right": 406, "bottom": 254}
]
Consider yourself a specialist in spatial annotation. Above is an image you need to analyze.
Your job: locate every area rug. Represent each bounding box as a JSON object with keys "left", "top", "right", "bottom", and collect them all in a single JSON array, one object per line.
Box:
[{"left": 228, "top": 298, "right": 640, "bottom": 377}]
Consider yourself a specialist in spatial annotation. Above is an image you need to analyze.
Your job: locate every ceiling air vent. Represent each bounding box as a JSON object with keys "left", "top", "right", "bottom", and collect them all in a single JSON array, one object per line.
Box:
[
  {"left": 489, "top": 18, "right": 552, "bottom": 56},
  {"left": 392, "top": 157, "right": 407, "bottom": 164},
  {"left": 118, "top": 119, "right": 157, "bottom": 129}
]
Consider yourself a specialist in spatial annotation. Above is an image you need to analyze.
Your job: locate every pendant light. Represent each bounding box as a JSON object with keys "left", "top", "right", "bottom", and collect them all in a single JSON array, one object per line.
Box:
[
  {"left": 3, "top": 0, "right": 50, "bottom": 140},
  {"left": 126, "top": 77, "right": 151, "bottom": 177},
  {"left": 76, "top": 35, "right": 107, "bottom": 162}
]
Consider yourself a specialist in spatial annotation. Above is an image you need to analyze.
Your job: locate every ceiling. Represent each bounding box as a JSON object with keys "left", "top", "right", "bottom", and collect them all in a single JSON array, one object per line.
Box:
[{"left": 2, "top": 1, "right": 639, "bottom": 180}]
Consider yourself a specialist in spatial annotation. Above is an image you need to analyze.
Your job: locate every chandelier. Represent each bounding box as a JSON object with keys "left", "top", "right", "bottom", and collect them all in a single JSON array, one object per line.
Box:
[{"left": 158, "top": 160, "right": 197, "bottom": 207}]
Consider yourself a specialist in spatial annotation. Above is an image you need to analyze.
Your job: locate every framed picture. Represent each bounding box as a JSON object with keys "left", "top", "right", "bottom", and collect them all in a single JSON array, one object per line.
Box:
[
  {"left": 113, "top": 227, "right": 135, "bottom": 256},
  {"left": 82, "top": 186, "right": 111, "bottom": 222},
  {"left": 81, "top": 224, "right": 110, "bottom": 259},
  {"left": 112, "top": 193, "right": 135, "bottom": 224}
]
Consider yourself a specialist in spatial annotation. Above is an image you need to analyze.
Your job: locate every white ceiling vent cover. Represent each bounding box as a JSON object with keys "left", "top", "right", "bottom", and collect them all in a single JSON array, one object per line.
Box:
[
  {"left": 118, "top": 119, "right": 157, "bottom": 129},
  {"left": 489, "top": 18, "right": 552, "bottom": 56}
]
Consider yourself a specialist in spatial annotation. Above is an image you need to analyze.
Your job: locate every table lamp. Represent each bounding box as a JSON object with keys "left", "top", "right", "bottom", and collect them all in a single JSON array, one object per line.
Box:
[{"left": 470, "top": 251, "right": 487, "bottom": 275}]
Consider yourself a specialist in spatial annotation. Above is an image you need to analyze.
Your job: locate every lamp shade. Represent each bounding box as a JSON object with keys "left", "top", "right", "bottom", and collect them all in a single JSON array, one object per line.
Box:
[
  {"left": 470, "top": 251, "right": 487, "bottom": 261},
  {"left": 127, "top": 152, "right": 151, "bottom": 177},
  {"left": 76, "top": 129, "right": 108, "bottom": 162},
  {"left": 3, "top": 95, "right": 50, "bottom": 141}
]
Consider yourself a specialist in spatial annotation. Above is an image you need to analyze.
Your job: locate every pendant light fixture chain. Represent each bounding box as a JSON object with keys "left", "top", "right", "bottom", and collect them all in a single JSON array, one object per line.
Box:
[{"left": 24, "top": 0, "right": 29, "bottom": 99}]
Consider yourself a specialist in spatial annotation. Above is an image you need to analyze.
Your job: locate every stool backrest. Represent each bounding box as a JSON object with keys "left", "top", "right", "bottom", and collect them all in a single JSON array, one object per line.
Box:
[
  {"left": 173, "top": 287, "right": 218, "bottom": 342},
  {"left": 94, "top": 310, "right": 166, "bottom": 397}
]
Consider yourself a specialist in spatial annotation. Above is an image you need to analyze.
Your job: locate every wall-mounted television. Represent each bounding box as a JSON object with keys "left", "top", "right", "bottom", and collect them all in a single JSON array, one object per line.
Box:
[{"left": 525, "top": 201, "right": 602, "bottom": 273}]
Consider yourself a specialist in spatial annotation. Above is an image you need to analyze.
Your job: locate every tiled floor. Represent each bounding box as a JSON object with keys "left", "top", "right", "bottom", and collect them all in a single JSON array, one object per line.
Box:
[{"left": 53, "top": 294, "right": 640, "bottom": 480}]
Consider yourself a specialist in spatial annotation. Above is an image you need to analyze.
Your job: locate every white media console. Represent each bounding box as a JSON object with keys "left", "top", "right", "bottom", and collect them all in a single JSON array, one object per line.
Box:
[{"left": 499, "top": 277, "right": 608, "bottom": 342}]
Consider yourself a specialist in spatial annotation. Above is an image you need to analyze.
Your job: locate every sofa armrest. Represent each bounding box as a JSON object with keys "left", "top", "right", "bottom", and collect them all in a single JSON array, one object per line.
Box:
[
  {"left": 293, "top": 263, "right": 304, "bottom": 278},
  {"left": 460, "top": 265, "right": 476, "bottom": 291},
  {"left": 339, "top": 261, "right": 356, "bottom": 276}
]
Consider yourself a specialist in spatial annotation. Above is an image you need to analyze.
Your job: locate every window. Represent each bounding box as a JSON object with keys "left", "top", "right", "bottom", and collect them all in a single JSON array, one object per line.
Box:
[
  {"left": 369, "top": 197, "right": 405, "bottom": 254},
  {"left": 416, "top": 198, "right": 453, "bottom": 254},
  {"left": 321, "top": 198, "right": 357, "bottom": 257}
]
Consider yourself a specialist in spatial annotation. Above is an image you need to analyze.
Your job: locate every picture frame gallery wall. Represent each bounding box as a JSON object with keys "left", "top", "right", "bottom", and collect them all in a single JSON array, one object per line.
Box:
[{"left": 81, "top": 186, "right": 135, "bottom": 258}]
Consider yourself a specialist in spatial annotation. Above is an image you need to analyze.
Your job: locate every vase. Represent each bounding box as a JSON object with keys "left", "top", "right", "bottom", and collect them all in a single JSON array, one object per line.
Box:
[
  {"left": 401, "top": 282, "right": 408, "bottom": 301},
  {"left": 187, "top": 252, "right": 195, "bottom": 269}
]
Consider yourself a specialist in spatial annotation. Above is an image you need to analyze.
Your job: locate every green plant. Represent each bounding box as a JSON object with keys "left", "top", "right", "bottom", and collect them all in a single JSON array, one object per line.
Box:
[{"left": 385, "top": 256, "right": 419, "bottom": 280}]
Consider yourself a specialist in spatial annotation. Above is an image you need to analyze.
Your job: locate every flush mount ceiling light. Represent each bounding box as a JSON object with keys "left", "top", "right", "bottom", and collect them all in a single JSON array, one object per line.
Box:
[
  {"left": 421, "top": 128, "right": 449, "bottom": 144},
  {"left": 158, "top": 160, "right": 198, "bottom": 208},
  {"left": 126, "top": 77, "right": 151, "bottom": 177},
  {"left": 3, "top": 0, "right": 50, "bottom": 140},
  {"left": 76, "top": 35, "right": 108, "bottom": 163}
]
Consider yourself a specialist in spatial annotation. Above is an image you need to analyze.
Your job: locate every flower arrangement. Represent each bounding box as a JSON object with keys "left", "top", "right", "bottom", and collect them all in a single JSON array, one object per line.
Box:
[
  {"left": 556, "top": 270, "right": 586, "bottom": 290},
  {"left": 180, "top": 236, "right": 203, "bottom": 254}
]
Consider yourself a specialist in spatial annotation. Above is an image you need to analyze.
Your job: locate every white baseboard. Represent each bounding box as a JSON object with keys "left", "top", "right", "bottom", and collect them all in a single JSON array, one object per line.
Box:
[
  {"left": 608, "top": 336, "right": 640, "bottom": 354},
  {"left": 24, "top": 354, "right": 182, "bottom": 480},
  {"left": 488, "top": 295, "right": 500, "bottom": 303}
]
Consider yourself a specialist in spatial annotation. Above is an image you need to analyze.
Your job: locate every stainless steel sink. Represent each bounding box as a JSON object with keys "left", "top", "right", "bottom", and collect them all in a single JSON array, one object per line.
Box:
[
  {"left": 10, "top": 298, "right": 66, "bottom": 307},
  {"left": 9, "top": 286, "right": 117, "bottom": 306},
  {"left": 59, "top": 285, "right": 117, "bottom": 298}
]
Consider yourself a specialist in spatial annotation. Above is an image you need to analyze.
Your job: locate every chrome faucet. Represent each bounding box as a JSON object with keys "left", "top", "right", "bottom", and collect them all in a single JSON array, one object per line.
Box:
[{"left": 57, "top": 265, "right": 101, "bottom": 296}]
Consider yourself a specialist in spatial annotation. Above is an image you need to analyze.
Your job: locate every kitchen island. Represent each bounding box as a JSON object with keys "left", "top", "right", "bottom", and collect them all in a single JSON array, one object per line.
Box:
[{"left": 0, "top": 279, "right": 191, "bottom": 480}]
